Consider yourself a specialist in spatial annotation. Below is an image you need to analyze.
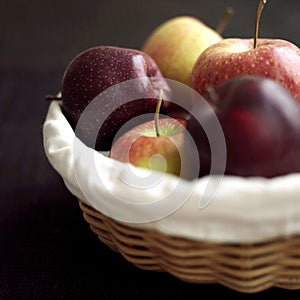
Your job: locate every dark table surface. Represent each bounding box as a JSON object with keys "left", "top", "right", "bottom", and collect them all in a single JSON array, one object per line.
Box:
[{"left": 1, "top": 0, "right": 300, "bottom": 299}]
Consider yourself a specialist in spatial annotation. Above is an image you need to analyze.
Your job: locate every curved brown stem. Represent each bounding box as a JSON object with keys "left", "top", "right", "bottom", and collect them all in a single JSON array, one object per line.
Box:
[
  {"left": 154, "top": 89, "right": 163, "bottom": 137},
  {"left": 254, "top": 0, "right": 268, "bottom": 49},
  {"left": 216, "top": 6, "right": 235, "bottom": 35}
]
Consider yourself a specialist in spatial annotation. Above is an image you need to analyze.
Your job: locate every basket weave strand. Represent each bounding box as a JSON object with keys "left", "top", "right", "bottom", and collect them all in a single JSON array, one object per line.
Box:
[{"left": 79, "top": 200, "right": 300, "bottom": 293}]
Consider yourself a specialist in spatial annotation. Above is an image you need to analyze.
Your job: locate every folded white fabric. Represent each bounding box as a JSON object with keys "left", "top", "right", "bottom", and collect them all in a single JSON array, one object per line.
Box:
[{"left": 43, "top": 100, "right": 300, "bottom": 243}]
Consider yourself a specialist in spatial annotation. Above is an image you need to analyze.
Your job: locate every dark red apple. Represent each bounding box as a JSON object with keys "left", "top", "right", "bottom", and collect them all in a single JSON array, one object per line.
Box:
[
  {"left": 61, "top": 46, "right": 171, "bottom": 150},
  {"left": 186, "top": 76, "right": 300, "bottom": 178}
]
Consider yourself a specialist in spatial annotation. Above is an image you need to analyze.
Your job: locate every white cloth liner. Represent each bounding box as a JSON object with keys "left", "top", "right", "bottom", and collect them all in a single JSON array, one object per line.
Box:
[{"left": 43, "top": 100, "right": 300, "bottom": 243}]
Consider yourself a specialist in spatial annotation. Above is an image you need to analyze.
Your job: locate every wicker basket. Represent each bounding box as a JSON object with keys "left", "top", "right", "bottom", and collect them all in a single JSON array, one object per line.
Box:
[
  {"left": 43, "top": 101, "right": 300, "bottom": 294},
  {"left": 79, "top": 200, "right": 300, "bottom": 294}
]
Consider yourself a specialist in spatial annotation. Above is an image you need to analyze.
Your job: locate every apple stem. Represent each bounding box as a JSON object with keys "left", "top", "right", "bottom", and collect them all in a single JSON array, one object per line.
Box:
[
  {"left": 216, "top": 6, "right": 235, "bottom": 35},
  {"left": 253, "top": 0, "right": 267, "bottom": 49},
  {"left": 154, "top": 89, "right": 163, "bottom": 137}
]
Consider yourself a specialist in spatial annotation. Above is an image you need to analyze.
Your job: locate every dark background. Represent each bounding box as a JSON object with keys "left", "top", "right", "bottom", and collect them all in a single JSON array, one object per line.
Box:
[{"left": 1, "top": 0, "right": 300, "bottom": 299}]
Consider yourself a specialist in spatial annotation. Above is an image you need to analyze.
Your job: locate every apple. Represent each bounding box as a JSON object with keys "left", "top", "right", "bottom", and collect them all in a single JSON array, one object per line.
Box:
[
  {"left": 60, "top": 46, "right": 171, "bottom": 151},
  {"left": 142, "top": 16, "right": 222, "bottom": 87},
  {"left": 191, "top": 38, "right": 300, "bottom": 103},
  {"left": 191, "top": 0, "right": 300, "bottom": 103},
  {"left": 109, "top": 117, "right": 187, "bottom": 176},
  {"left": 186, "top": 75, "right": 300, "bottom": 178},
  {"left": 109, "top": 90, "right": 187, "bottom": 176}
]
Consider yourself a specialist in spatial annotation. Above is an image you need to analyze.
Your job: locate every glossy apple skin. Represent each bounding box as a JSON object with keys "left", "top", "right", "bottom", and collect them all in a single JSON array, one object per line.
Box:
[
  {"left": 142, "top": 16, "right": 222, "bottom": 86},
  {"left": 187, "top": 76, "right": 300, "bottom": 178},
  {"left": 61, "top": 46, "right": 170, "bottom": 151},
  {"left": 109, "top": 118, "right": 186, "bottom": 176},
  {"left": 191, "top": 38, "right": 300, "bottom": 103}
]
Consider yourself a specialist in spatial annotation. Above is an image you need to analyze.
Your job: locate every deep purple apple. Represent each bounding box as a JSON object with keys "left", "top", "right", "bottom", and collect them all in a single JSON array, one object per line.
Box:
[
  {"left": 61, "top": 46, "right": 171, "bottom": 150},
  {"left": 186, "top": 75, "right": 300, "bottom": 178}
]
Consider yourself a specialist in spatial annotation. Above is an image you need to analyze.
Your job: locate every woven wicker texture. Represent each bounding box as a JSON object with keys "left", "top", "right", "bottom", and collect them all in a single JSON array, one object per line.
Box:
[{"left": 79, "top": 200, "right": 300, "bottom": 293}]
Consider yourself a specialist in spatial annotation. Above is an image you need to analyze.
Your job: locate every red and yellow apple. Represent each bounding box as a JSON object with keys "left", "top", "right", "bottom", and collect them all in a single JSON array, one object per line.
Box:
[
  {"left": 109, "top": 118, "right": 186, "bottom": 176},
  {"left": 191, "top": 0, "right": 300, "bottom": 103},
  {"left": 191, "top": 38, "right": 300, "bottom": 103}
]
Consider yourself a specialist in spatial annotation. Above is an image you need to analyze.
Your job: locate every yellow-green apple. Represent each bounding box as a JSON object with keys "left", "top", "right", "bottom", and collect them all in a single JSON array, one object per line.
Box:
[
  {"left": 142, "top": 16, "right": 222, "bottom": 86},
  {"left": 186, "top": 76, "right": 300, "bottom": 178},
  {"left": 109, "top": 118, "right": 186, "bottom": 176},
  {"left": 60, "top": 46, "right": 171, "bottom": 151},
  {"left": 191, "top": 0, "right": 300, "bottom": 103}
]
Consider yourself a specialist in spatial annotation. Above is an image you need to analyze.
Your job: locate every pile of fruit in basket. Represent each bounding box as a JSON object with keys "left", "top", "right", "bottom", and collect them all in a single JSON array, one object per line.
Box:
[{"left": 51, "top": 0, "right": 300, "bottom": 180}]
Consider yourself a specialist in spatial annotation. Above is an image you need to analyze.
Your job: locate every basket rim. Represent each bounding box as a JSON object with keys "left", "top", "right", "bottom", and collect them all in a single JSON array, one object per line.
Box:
[{"left": 43, "top": 100, "right": 300, "bottom": 244}]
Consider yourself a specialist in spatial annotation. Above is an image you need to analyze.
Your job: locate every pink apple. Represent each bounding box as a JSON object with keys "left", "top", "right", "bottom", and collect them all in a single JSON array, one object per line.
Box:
[
  {"left": 191, "top": 0, "right": 300, "bottom": 103},
  {"left": 191, "top": 37, "right": 300, "bottom": 103},
  {"left": 109, "top": 118, "right": 186, "bottom": 176}
]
